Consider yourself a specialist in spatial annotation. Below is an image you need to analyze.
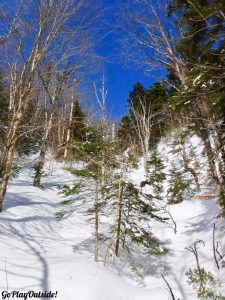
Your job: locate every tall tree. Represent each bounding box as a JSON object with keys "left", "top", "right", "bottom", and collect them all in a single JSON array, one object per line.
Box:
[
  {"left": 0, "top": 0, "right": 98, "bottom": 211},
  {"left": 168, "top": 0, "right": 225, "bottom": 198}
]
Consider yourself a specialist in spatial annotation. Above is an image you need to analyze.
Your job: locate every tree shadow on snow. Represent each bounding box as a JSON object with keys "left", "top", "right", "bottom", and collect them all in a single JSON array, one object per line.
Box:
[
  {"left": 72, "top": 237, "right": 95, "bottom": 256},
  {"left": 3, "top": 192, "right": 58, "bottom": 210},
  {"left": 0, "top": 224, "right": 49, "bottom": 295},
  {"left": 184, "top": 200, "right": 219, "bottom": 235}
]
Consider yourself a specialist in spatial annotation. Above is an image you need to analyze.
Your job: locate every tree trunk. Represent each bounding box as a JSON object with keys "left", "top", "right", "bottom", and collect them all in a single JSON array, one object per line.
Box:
[
  {"left": 0, "top": 112, "right": 24, "bottom": 211},
  {"left": 203, "top": 137, "right": 220, "bottom": 189},
  {"left": 94, "top": 181, "right": 99, "bottom": 262},
  {"left": 211, "top": 124, "right": 225, "bottom": 185},
  {"left": 0, "top": 146, "right": 15, "bottom": 211},
  {"left": 115, "top": 179, "right": 124, "bottom": 257},
  {"left": 33, "top": 143, "right": 47, "bottom": 188},
  {"left": 64, "top": 101, "right": 74, "bottom": 158},
  {"left": 33, "top": 112, "right": 53, "bottom": 187},
  {"left": 195, "top": 120, "right": 220, "bottom": 190}
]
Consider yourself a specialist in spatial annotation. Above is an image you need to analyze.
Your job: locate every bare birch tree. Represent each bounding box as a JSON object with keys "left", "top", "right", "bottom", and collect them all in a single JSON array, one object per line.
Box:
[
  {"left": 64, "top": 96, "right": 75, "bottom": 159},
  {"left": 0, "top": 0, "right": 97, "bottom": 211},
  {"left": 130, "top": 96, "right": 161, "bottom": 177},
  {"left": 122, "top": 0, "right": 187, "bottom": 88},
  {"left": 33, "top": 62, "right": 79, "bottom": 187},
  {"left": 123, "top": 0, "right": 222, "bottom": 190},
  {"left": 92, "top": 74, "right": 109, "bottom": 262}
]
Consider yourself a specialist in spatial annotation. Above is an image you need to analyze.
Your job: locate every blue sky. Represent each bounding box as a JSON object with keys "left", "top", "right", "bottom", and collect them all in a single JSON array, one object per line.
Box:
[
  {"left": 102, "top": 63, "right": 154, "bottom": 120},
  {"left": 2, "top": 0, "right": 166, "bottom": 121},
  {"left": 2, "top": 0, "right": 166, "bottom": 120},
  {"left": 91, "top": 0, "right": 167, "bottom": 120}
]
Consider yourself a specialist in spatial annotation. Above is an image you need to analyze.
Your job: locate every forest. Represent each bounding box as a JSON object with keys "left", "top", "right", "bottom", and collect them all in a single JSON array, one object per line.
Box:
[{"left": 0, "top": 0, "right": 225, "bottom": 299}]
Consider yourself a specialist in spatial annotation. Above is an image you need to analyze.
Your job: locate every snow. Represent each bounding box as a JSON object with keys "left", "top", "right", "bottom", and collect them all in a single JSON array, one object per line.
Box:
[
  {"left": 0, "top": 150, "right": 225, "bottom": 300},
  {"left": 193, "top": 75, "right": 202, "bottom": 86},
  {"left": 150, "top": 199, "right": 225, "bottom": 298}
]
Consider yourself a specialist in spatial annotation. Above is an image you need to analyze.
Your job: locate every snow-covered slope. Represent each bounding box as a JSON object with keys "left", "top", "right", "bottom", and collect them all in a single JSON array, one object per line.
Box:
[
  {"left": 0, "top": 153, "right": 224, "bottom": 300},
  {"left": 0, "top": 156, "right": 168, "bottom": 300}
]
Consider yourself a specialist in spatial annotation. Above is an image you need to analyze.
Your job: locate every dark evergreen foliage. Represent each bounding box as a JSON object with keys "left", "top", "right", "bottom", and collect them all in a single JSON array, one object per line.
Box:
[
  {"left": 71, "top": 100, "right": 86, "bottom": 143},
  {"left": 119, "top": 81, "right": 169, "bottom": 148}
]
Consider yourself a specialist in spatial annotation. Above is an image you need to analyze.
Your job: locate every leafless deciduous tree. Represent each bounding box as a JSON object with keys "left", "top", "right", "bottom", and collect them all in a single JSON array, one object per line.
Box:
[
  {"left": 212, "top": 222, "right": 225, "bottom": 270},
  {"left": 122, "top": 0, "right": 187, "bottom": 88},
  {"left": 122, "top": 0, "right": 223, "bottom": 191},
  {"left": 130, "top": 96, "right": 161, "bottom": 176},
  {"left": 0, "top": 0, "right": 99, "bottom": 211},
  {"left": 33, "top": 62, "right": 79, "bottom": 187}
]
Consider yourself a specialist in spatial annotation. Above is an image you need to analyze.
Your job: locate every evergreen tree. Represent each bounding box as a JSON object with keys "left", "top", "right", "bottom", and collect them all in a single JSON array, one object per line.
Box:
[
  {"left": 128, "top": 82, "right": 146, "bottom": 117},
  {"left": 145, "top": 147, "right": 166, "bottom": 201},
  {"left": 57, "top": 119, "right": 117, "bottom": 262},
  {"left": 71, "top": 100, "right": 86, "bottom": 144},
  {"left": 118, "top": 82, "right": 146, "bottom": 147},
  {"left": 118, "top": 116, "right": 135, "bottom": 150},
  {"left": 57, "top": 120, "right": 167, "bottom": 265},
  {"left": 105, "top": 179, "right": 167, "bottom": 258},
  {"left": 119, "top": 81, "right": 169, "bottom": 149},
  {"left": 167, "top": 164, "right": 191, "bottom": 204}
]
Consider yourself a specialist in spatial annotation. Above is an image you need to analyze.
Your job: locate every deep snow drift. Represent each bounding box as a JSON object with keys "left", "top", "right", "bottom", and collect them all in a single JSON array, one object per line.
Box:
[{"left": 0, "top": 152, "right": 224, "bottom": 300}]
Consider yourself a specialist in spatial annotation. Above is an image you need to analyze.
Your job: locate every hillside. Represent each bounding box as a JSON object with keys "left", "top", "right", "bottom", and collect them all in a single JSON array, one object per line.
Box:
[
  {"left": 0, "top": 1, "right": 225, "bottom": 299},
  {"left": 0, "top": 151, "right": 224, "bottom": 300}
]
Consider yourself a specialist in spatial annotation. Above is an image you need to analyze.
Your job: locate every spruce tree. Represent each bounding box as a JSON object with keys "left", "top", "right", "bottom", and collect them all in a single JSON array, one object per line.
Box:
[
  {"left": 167, "top": 164, "right": 191, "bottom": 204},
  {"left": 145, "top": 147, "right": 166, "bottom": 201},
  {"left": 71, "top": 100, "right": 86, "bottom": 144},
  {"left": 58, "top": 121, "right": 167, "bottom": 265},
  {"left": 57, "top": 119, "right": 115, "bottom": 262}
]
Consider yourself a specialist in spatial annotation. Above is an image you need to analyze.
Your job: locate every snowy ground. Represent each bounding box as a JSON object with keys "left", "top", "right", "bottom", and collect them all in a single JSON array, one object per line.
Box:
[{"left": 0, "top": 153, "right": 225, "bottom": 300}]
